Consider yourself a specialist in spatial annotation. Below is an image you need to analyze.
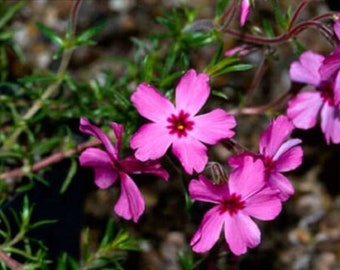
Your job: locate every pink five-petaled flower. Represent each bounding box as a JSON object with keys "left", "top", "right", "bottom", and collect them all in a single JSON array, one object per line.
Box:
[
  {"left": 229, "top": 115, "right": 303, "bottom": 201},
  {"left": 78, "top": 117, "right": 169, "bottom": 222},
  {"left": 287, "top": 50, "right": 340, "bottom": 144},
  {"left": 240, "top": 0, "right": 251, "bottom": 26},
  {"left": 258, "top": 115, "right": 302, "bottom": 200},
  {"left": 189, "top": 156, "right": 282, "bottom": 256},
  {"left": 130, "top": 69, "right": 236, "bottom": 174}
]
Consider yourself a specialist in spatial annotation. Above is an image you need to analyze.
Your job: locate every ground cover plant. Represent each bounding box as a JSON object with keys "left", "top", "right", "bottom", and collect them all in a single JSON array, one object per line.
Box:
[{"left": 0, "top": 0, "right": 339, "bottom": 269}]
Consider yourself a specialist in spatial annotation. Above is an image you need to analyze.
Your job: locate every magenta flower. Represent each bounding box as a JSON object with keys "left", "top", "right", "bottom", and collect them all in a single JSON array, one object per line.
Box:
[
  {"left": 79, "top": 117, "right": 169, "bottom": 222},
  {"left": 287, "top": 50, "right": 340, "bottom": 144},
  {"left": 258, "top": 115, "right": 302, "bottom": 200},
  {"left": 189, "top": 156, "right": 282, "bottom": 255},
  {"left": 229, "top": 115, "right": 303, "bottom": 201},
  {"left": 319, "top": 19, "right": 340, "bottom": 85},
  {"left": 130, "top": 69, "right": 236, "bottom": 174},
  {"left": 240, "top": 0, "right": 251, "bottom": 26},
  {"left": 319, "top": 17, "right": 340, "bottom": 105}
]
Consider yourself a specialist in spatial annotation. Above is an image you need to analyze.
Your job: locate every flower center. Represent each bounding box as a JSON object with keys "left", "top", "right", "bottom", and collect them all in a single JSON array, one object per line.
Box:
[
  {"left": 263, "top": 156, "right": 276, "bottom": 174},
  {"left": 320, "top": 81, "right": 335, "bottom": 106},
  {"left": 220, "top": 193, "right": 245, "bottom": 215},
  {"left": 166, "top": 110, "right": 194, "bottom": 138}
]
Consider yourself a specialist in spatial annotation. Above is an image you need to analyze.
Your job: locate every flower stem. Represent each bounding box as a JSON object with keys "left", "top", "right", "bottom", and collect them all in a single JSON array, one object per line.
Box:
[
  {"left": 244, "top": 55, "right": 266, "bottom": 106},
  {"left": 229, "top": 84, "right": 301, "bottom": 115},
  {"left": 0, "top": 139, "right": 101, "bottom": 181},
  {"left": 0, "top": 250, "right": 22, "bottom": 270}
]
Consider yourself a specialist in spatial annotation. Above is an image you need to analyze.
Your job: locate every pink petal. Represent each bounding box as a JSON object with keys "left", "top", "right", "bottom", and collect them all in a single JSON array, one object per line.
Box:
[
  {"left": 94, "top": 168, "right": 118, "bottom": 189},
  {"left": 189, "top": 175, "right": 230, "bottom": 204},
  {"left": 319, "top": 46, "right": 340, "bottom": 81},
  {"left": 240, "top": 0, "right": 251, "bottom": 26},
  {"left": 273, "top": 138, "right": 301, "bottom": 161},
  {"left": 333, "top": 71, "right": 340, "bottom": 106},
  {"left": 79, "top": 148, "right": 118, "bottom": 189},
  {"left": 244, "top": 186, "right": 282, "bottom": 220},
  {"left": 224, "top": 45, "right": 250, "bottom": 57},
  {"left": 109, "top": 122, "right": 124, "bottom": 152},
  {"left": 267, "top": 172, "right": 294, "bottom": 201},
  {"left": 175, "top": 69, "right": 210, "bottom": 115},
  {"left": 79, "top": 117, "right": 118, "bottom": 160},
  {"left": 114, "top": 173, "right": 145, "bottom": 222},
  {"left": 320, "top": 102, "right": 340, "bottom": 144},
  {"left": 334, "top": 18, "right": 340, "bottom": 41},
  {"left": 121, "top": 156, "right": 169, "bottom": 180},
  {"left": 131, "top": 83, "right": 175, "bottom": 122},
  {"left": 228, "top": 156, "right": 265, "bottom": 197},
  {"left": 190, "top": 109, "right": 236, "bottom": 144},
  {"left": 228, "top": 151, "right": 257, "bottom": 168},
  {"left": 259, "top": 115, "right": 294, "bottom": 157},
  {"left": 289, "top": 51, "right": 323, "bottom": 86},
  {"left": 274, "top": 144, "right": 303, "bottom": 172},
  {"left": 224, "top": 213, "right": 261, "bottom": 256},
  {"left": 130, "top": 123, "right": 173, "bottom": 161},
  {"left": 286, "top": 92, "right": 323, "bottom": 129},
  {"left": 172, "top": 137, "right": 208, "bottom": 174},
  {"left": 79, "top": 148, "right": 112, "bottom": 167},
  {"left": 190, "top": 206, "right": 224, "bottom": 253}
]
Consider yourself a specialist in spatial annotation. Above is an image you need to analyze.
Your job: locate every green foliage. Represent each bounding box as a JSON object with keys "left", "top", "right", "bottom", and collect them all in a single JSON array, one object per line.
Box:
[
  {"left": 36, "top": 20, "right": 106, "bottom": 59},
  {"left": 0, "top": 0, "right": 25, "bottom": 81},
  {"left": 178, "top": 248, "right": 194, "bottom": 270},
  {"left": 74, "top": 218, "right": 141, "bottom": 270},
  {"left": 206, "top": 55, "right": 253, "bottom": 77},
  {"left": 0, "top": 196, "right": 55, "bottom": 268},
  {"left": 215, "top": 0, "right": 231, "bottom": 19},
  {"left": 270, "top": 0, "right": 292, "bottom": 30}
]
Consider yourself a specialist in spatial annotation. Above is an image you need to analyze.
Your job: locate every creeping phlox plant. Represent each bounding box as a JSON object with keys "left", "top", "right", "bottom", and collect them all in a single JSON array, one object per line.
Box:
[
  {"left": 79, "top": 71, "right": 302, "bottom": 256},
  {"left": 1, "top": 0, "right": 340, "bottom": 268}
]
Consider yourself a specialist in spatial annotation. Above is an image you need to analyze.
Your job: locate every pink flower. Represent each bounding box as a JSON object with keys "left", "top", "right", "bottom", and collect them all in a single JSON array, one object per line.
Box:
[
  {"left": 318, "top": 17, "right": 340, "bottom": 106},
  {"left": 79, "top": 117, "right": 169, "bottom": 222},
  {"left": 319, "top": 17, "right": 340, "bottom": 84},
  {"left": 240, "top": 0, "right": 251, "bottom": 26},
  {"left": 258, "top": 115, "right": 302, "bottom": 200},
  {"left": 189, "top": 156, "right": 282, "bottom": 255},
  {"left": 130, "top": 69, "right": 236, "bottom": 174},
  {"left": 224, "top": 44, "right": 250, "bottom": 57},
  {"left": 287, "top": 50, "right": 340, "bottom": 144},
  {"left": 229, "top": 115, "right": 303, "bottom": 201}
]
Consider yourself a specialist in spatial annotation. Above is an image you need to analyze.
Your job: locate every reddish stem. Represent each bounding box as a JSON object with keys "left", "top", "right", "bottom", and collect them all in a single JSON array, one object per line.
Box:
[
  {"left": 288, "top": 0, "right": 309, "bottom": 30},
  {"left": 0, "top": 139, "right": 101, "bottom": 180},
  {"left": 244, "top": 56, "right": 266, "bottom": 106},
  {"left": 70, "top": 0, "right": 82, "bottom": 35},
  {"left": 230, "top": 88, "right": 294, "bottom": 116},
  {"left": 218, "top": 0, "right": 238, "bottom": 30},
  {"left": 224, "top": 17, "right": 333, "bottom": 45},
  {"left": 0, "top": 251, "right": 22, "bottom": 270}
]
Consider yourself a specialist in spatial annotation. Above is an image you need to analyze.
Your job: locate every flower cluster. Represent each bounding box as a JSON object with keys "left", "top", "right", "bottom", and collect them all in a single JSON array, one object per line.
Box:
[
  {"left": 190, "top": 115, "right": 302, "bottom": 255},
  {"left": 287, "top": 18, "right": 340, "bottom": 144},
  {"left": 79, "top": 67, "right": 306, "bottom": 255},
  {"left": 2, "top": 0, "right": 340, "bottom": 268}
]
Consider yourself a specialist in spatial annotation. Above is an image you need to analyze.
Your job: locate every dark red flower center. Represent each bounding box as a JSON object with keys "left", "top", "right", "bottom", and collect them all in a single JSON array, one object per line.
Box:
[
  {"left": 166, "top": 110, "right": 194, "bottom": 138},
  {"left": 263, "top": 156, "right": 276, "bottom": 174},
  {"left": 320, "top": 81, "right": 335, "bottom": 106},
  {"left": 220, "top": 193, "right": 245, "bottom": 215}
]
